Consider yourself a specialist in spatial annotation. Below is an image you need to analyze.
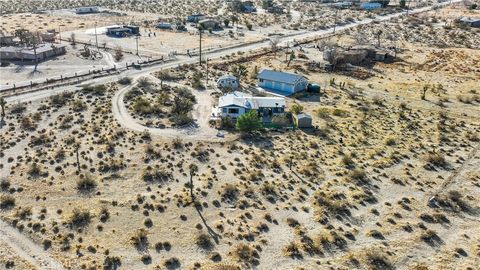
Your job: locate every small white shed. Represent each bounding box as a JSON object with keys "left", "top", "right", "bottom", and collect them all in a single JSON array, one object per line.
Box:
[{"left": 217, "top": 75, "right": 239, "bottom": 90}]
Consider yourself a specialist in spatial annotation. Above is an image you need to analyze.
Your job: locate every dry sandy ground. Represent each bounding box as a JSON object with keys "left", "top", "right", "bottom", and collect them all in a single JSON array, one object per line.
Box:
[{"left": 1, "top": 4, "right": 480, "bottom": 270}]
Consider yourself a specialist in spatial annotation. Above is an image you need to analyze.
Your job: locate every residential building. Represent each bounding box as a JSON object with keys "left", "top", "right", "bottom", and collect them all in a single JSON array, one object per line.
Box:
[
  {"left": 157, "top": 22, "right": 172, "bottom": 30},
  {"left": 199, "top": 19, "right": 221, "bottom": 30},
  {"left": 187, "top": 14, "right": 205, "bottom": 23},
  {"left": 0, "top": 43, "right": 66, "bottom": 62},
  {"left": 75, "top": 6, "right": 99, "bottom": 14},
  {"left": 257, "top": 69, "right": 308, "bottom": 95},
  {"left": 458, "top": 17, "right": 480, "bottom": 28},
  {"left": 106, "top": 26, "right": 140, "bottom": 37},
  {"left": 214, "top": 92, "right": 286, "bottom": 119},
  {"left": 217, "top": 75, "right": 240, "bottom": 90},
  {"left": 294, "top": 113, "right": 313, "bottom": 128},
  {"left": 0, "top": 33, "right": 14, "bottom": 46}
]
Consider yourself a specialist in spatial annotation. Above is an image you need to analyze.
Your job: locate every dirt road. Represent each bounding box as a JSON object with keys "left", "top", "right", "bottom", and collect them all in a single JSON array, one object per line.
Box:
[{"left": 0, "top": 219, "right": 65, "bottom": 270}]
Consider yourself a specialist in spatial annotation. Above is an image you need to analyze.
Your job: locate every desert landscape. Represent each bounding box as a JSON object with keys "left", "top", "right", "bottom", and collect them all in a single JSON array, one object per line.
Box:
[{"left": 1, "top": 0, "right": 480, "bottom": 270}]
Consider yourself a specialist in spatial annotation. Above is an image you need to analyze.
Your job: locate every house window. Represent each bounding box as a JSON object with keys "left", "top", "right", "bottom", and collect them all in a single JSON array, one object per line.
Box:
[
  {"left": 259, "top": 79, "right": 264, "bottom": 82},
  {"left": 228, "top": 108, "right": 239, "bottom": 114},
  {"left": 222, "top": 108, "right": 227, "bottom": 113}
]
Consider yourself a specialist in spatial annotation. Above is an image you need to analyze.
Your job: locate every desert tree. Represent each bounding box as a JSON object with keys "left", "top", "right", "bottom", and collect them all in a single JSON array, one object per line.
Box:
[
  {"left": 0, "top": 97, "right": 6, "bottom": 120},
  {"left": 188, "top": 163, "right": 199, "bottom": 202},
  {"left": 73, "top": 143, "right": 81, "bottom": 171},
  {"left": 231, "top": 64, "right": 247, "bottom": 87},
  {"left": 236, "top": 110, "right": 262, "bottom": 133},
  {"left": 114, "top": 46, "right": 124, "bottom": 61},
  {"left": 287, "top": 51, "right": 296, "bottom": 67},
  {"left": 270, "top": 37, "right": 280, "bottom": 55}
]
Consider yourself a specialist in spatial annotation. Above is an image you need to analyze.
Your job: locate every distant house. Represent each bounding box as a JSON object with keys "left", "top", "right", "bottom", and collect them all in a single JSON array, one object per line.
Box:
[
  {"left": 333, "top": 1, "right": 353, "bottom": 9},
  {"left": 75, "top": 6, "right": 99, "bottom": 14},
  {"left": 0, "top": 43, "right": 66, "bottom": 62},
  {"left": 187, "top": 14, "right": 205, "bottom": 23},
  {"left": 0, "top": 32, "right": 14, "bottom": 46},
  {"left": 267, "top": 5, "right": 284, "bottom": 14},
  {"left": 243, "top": 1, "right": 257, "bottom": 13},
  {"left": 199, "top": 19, "right": 221, "bottom": 30},
  {"left": 157, "top": 22, "right": 172, "bottom": 30},
  {"left": 458, "top": 17, "right": 480, "bottom": 28},
  {"left": 361, "top": 3, "right": 382, "bottom": 10},
  {"left": 106, "top": 25, "right": 140, "bottom": 37},
  {"left": 214, "top": 91, "right": 286, "bottom": 119},
  {"left": 217, "top": 75, "right": 240, "bottom": 90},
  {"left": 257, "top": 69, "right": 308, "bottom": 95},
  {"left": 294, "top": 113, "right": 313, "bottom": 128}
]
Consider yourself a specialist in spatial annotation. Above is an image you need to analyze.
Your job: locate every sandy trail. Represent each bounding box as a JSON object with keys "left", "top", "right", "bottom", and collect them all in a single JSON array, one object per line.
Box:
[
  {"left": 112, "top": 75, "right": 222, "bottom": 141},
  {"left": 0, "top": 219, "right": 65, "bottom": 270}
]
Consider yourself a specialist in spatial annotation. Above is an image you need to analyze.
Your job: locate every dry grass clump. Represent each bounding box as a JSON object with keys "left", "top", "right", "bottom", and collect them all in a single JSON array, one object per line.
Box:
[
  {"left": 196, "top": 233, "right": 214, "bottom": 251},
  {"left": 231, "top": 243, "right": 257, "bottom": 266},
  {"left": 163, "top": 257, "right": 180, "bottom": 269},
  {"left": 220, "top": 184, "right": 239, "bottom": 204},
  {"left": 76, "top": 175, "right": 97, "bottom": 193},
  {"left": 361, "top": 249, "right": 395, "bottom": 270},
  {"left": 313, "top": 190, "right": 351, "bottom": 219},
  {"left": 315, "top": 230, "right": 348, "bottom": 252},
  {"left": 142, "top": 167, "right": 172, "bottom": 183},
  {"left": 425, "top": 153, "right": 448, "bottom": 169},
  {"left": 420, "top": 229, "right": 442, "bottom": 246},
  {"left": 103, "top": 256, "right": 122, "bottom": 270},
  {"left": 68, "top": 208, "right": 92, "bottom": 229},
  {"left": 283, "top": 241, "right": 302, "bottom": 259},
  {"left": 131, "top": 229, "right": 149, "bottom": 251},
  {"left": 0, "top": 195, "right": 15, "bottom": 210}
]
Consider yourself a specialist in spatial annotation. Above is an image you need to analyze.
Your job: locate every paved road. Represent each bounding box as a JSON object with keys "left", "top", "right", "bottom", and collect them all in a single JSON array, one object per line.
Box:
[{"left": 4, "top": 0, "right": 460, "bottom": 104}]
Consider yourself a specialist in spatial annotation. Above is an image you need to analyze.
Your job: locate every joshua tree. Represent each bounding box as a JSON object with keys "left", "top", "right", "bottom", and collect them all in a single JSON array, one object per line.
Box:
[
  {"left": 231, "top": 64, "right": 247, "bottom": 87},
  {"left": 73, "top": 143, "right": 81, "bottom": 171},
  {"left": 0, "top": 97, "right": 6, "bottom": 120},
  {"left": 287, "top": 51, "right": 296, "bottom": 67},
  {"left": 188, "top": 164, "right": 199, "bottom": 202},
  {"left": 421, "top": 84, "right": 429, "bottom": 100}
]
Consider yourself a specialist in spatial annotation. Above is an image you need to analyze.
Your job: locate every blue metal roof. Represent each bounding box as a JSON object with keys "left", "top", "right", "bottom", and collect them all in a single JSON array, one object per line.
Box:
[{"left": 257, "top": 69, "right": 306, "bottom": 85}]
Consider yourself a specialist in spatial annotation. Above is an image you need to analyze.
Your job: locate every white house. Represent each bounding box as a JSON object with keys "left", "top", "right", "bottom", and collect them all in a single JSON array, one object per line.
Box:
[
  {"left": 214, "top": 92, "right": 286, "bottom": 119},
  {"left": 257, "top": 69, "right": 308, "bottom": 95},
  {"left": 217, "top": 75, "right": 239, "bottom": 90}
]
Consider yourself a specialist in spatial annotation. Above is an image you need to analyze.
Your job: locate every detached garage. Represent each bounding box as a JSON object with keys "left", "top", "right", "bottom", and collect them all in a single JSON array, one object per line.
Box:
[{"left": 257, "top": 69, "right": 308, "bottom": 95}]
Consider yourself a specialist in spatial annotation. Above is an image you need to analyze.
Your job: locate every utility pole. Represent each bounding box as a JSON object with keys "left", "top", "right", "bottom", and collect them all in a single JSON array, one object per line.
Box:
[
  {"left": 206, "top": 58, "right": 209, "bottom": 86},
  {"left": 333, "top": 8, "right": 338, "bottom": 35},
  {"left": 94, "top": 21, "right": 99, "bottom": 51},
  {"left": 58, "top": 26, "right": 61, "bottom": 43},
  {"left": 135, "top": 35, "right": 139, "bottom": 56},
  {"left": 199, "top": 28, "right": 203, "bottom": 64}
]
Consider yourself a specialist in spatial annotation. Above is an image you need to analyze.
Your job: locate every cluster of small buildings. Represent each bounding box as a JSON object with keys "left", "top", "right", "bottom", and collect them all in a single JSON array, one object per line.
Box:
[
  {"left": 457, "top": 17, "right": 480, "bottom": 28},
  {"left": 213, "top": 69, "right": 314, "bottom": 128},
  {"left": 0, "top": 43, "right": 66, "bottom": 62},
  {"left": 106, "top": 25, "right": 140, "bottom": 37},
  {"left": 323, "top": 44, "right": 393, "bottom": 68},
  {"left": 0, "top": 31, "right": 66, "bottom": 63}
]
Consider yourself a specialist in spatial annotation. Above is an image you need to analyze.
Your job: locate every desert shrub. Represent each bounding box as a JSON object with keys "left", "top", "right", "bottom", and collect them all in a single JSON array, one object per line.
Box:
[
  {"left": 142, "top": 167, "right": 172, "bottom": 183},
  {"left": 172, "top": 137, "right": 183, "bottom": 149},
  {"left": 171, "top": 88, "right": 196, "bottom": 116},
  {"left": 72, "top": 100, "right": 87, "bottom": 112},
  {"left": 15, "top": 207, "right": 32, "bottom": 220},
  {"left": 50, "top": 92, "right": 73, "bottom": 107},
  {"left": 236, "top": 110, "right": 262, "bottom": 133},
  {"left": 10, "top": 103, "right": 26, "bottom": 114},
  {"left": 156, "top": 70, "right": 177, "bottom": 81},
  {"left": 221, "top": 184, "right": 239, "bottom": 203},
  {"left": 163, "top": 257, "right": 180, "bottom": 269},
  {"left": 420, "top": 229, "right": 441, "bottom": 245},
  {"left": 69, "top": 208, "right": 92, "bottom": 228},
  {"left": 0, "top": 178, "right": 10, "bottom": 191},
  {"left": 21, "top": 116, "right": 37, "bottom": 131},
  {"left": 171, "top": 112, "right": 194, "bottom": 126},
  {"left": 131, "top": 229, "right": 148, "bottom": 250},
  {"left": 332, "top": 109, "right": 349, "bottom": 117},
  {"left": 232, "top": 244, "right": 256, "bottom": 264},
  {"left": 341, "top": 154, "right": 355, "bottom": 168},
  {"left": 363, "top": 250, "right": 394, "bottom": 270},
  {"left": 349, "top": 169, "right": 368, "bottom": 184},
  {"left": 196, "top": 233, "right": 214, "bottom": 250},
  {"left": 30, "top": 134, "right": 51, "bottom": 146},
  {"left": 103, "top": 256, "right": 122, "bottom": 270},
  {"left": 0, "top": 195, "right": 15, "bottom": 210},
  {"left": 82, "top": 85, "right": 106, "bottom": 96},
  {"left": 118, "top": 77, "right": 132, "bottom": 85},
  {"left": 426, "top": 153, "right": 448, "bottom": 168},
  {"left": 385, "top": 137, "right": 396, "bottom": 146},
  {"left": 317, "top": 108, "right": 330, "bottom": 119},
  {"left": 290, "top": 103, "right": 304, "bottom": 114},
  {"left": 27, "top": 163, "right": 44, "bottom": 177},
  {"left": 314, "top": 191, "right": 350, "bottom": 218},
  {"left": 133, "top": 97, "right": 154, "bottom": 115},
  {"left": 283, "top": 242, "right": 302, "bottom": 258},
  {"left": 76, "top": 175, "right": 97, "bottom": 193}
]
